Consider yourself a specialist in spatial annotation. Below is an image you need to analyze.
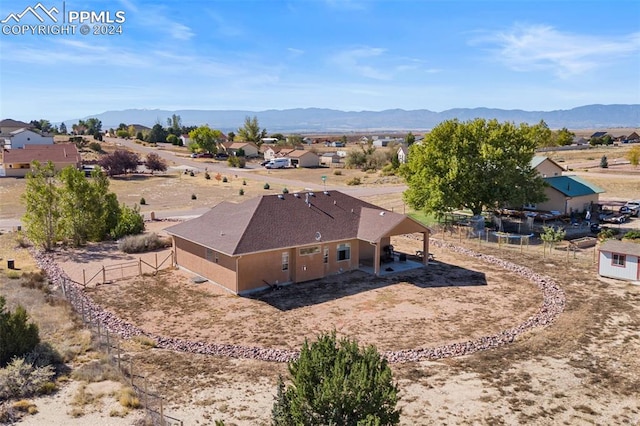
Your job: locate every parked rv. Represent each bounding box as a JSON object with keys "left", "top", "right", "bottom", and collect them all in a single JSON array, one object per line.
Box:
[{"left": 265, "top": 158, "right": 290, "bottom": 169}]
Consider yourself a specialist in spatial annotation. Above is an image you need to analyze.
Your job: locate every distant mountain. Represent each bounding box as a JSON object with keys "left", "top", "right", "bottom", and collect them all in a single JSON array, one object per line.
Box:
[{"left": 68, "top": 104, "right": 639, "bottom": 133}]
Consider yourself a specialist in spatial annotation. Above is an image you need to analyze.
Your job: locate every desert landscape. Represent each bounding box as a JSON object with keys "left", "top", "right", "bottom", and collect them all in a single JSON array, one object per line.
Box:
[{"left": 1, "top": 138, "right": 639, "bottom": 425}]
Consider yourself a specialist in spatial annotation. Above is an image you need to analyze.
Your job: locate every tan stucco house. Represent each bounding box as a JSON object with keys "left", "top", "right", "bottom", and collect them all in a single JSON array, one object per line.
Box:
[
  {"left": 165, "top": 190, "right": 431, "bottom": 295},
  {"left": 529, "top": 156, "right": 604, "bottom": 214},
  {"left": 287, "top": 150, "right": 319, "bottom": 168},
  {"left": 1, "top": 143, "right": 81, "bottom": 177}
]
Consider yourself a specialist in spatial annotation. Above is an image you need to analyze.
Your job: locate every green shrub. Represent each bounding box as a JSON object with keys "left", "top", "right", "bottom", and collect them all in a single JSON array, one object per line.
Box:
[
  {"left": 239, "top": 189, "right": 245, "bottom": 196},
  {"left": 110, "top": 204, "right": 144, "bottom": 240},
  {"left": 7, "top": 271, "right": 20, "bottom": 279},
  {"left": 346, "top": 177, "right": 361, "bottom": 186},
  {"left": 71, "top": 358, "right": 120, "bottom": 383},
  {"left": 598, "top": 228, "right": 619, "bottom": 241},
  {"left": 264, "top": 183, "right": 270, "bottom": 190},
  {"left": 222, "top": 176, "right": 228, "bottom": 183},
  {"left": 272, "top": 331, "right": 400, "bottom": 425},
  {"left": 88, "top": 142, "right": 102, "bottom": 153},
  {"left": 333, "top": 169, "right": 342, "bottom": 176},
  {"left": 242, "top": 180, "right": 247, "bottom": 186},
  {"left": 204, "top": 172, "right": 211, "bottom": 180},
  {"left": 282, "top": 187, "right": 289, "bottom": 194},
  {"left": 622, "top": 230, "right": 640, "bottom": 240},
  {"left": 139, "top": 197, "right": 146, "bottom": 205},
  {"left": 118, "top": 387, "right": 141, "bottom": 408},
  {"left": 118, "top": 233, "right": 171, "bottom": 254},
  {"left": 191, "top": 193, "right": 197, "bottom": 200},
  {"left": 0, "top": 297, "right": 40, "bottom": 366}
]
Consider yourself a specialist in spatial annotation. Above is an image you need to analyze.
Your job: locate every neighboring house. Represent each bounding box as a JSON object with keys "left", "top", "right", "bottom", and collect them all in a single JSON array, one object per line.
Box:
[
  {"left": 373, "top": 137, "right": 401, "bottom": 147},
  {"left": 224, "top": 142, "right": 259, "bottom": 158},
  {"left": 1, "top": 128, "right": 54, "bottom": 150},
  {"left": 0, "top": 119, "right": 33, "bottom": 134},
  {"left": 320, "top": 152, "right": 342, "bottom": 167},
  {"left": 591, "top": 131, "right": 608, "bottom": 139},
  {"left": 528, "top": 156, "right": 604, "bottom": 214},
  {"left": 572, "top": 137, "right": 589, "bottom": 146},
  {"left": 397, "top": 145, "right": 409, "bottom": 164},
  {"left": 165, "top": 190, "right": 431, "bottom": 295},
  {"left": 263, "top": 146, "right": 294, "bottom": 161},
  {"left": 598, "top": 240, "right": 640, "bottom": 282},
  {"left": 286, "top": 150, "right": 319, "bottom": 168},
  {"left": 180, "top": 134, "right": 190, "bottom": 146},
  {"left": 1, "top": 143, "right": 81, "bottom": 177},
  {"left": 626, "top": 132, "right": 639, "bottom": 143},
  {"left": 534, "top": 175, "right": 605, "bottom": 214},
  {"left": 531, "top": 156, "right": 564, "bottom": 177}
]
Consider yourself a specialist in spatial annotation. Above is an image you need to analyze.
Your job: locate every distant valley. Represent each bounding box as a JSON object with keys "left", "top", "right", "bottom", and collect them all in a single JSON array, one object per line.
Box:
[{"left": 68, "top": 104, "right": 639, "bottom": 133}]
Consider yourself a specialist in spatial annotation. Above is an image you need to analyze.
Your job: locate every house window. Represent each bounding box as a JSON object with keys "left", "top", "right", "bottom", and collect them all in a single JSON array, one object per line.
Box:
[
  {"left": 323, "top": 248, "right": 329, "bottom": 264},
  {"left": 612, "top": 254, "right": 626, "bottom": 267},
  {"left": 282, "top": 252, "right": 289, "bottom": 271},
  {"left": 523, "top": 203, "right": 537, "bottom": 210},
  {"left": 337, "top": 243, "right": 351, "bottom": 261}
]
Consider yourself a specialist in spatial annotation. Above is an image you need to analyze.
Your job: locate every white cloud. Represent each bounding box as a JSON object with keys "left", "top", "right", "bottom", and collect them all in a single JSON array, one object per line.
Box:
[
  {"left": 474, "top": 24, "right": 640, "bottom": 78},
  {"left": 331, "top": 47, "right": 391, "bottom": 80},
  {"left": 287, "top": 47, "right": 305, "bottom": 56}
]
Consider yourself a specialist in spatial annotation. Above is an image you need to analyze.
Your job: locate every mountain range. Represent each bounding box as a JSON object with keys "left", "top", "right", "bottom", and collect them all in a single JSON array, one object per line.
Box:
[{"left": 69, "top": 104, "right": 639, "bottom": 133}]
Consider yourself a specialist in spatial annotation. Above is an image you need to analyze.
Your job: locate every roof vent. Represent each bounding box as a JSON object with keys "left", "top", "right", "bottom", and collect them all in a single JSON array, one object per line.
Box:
[
  {"left": 308, "top": 192, "right": 314, "bottom": 197},
  {"left": 333, "top": 200, "right": 337, "bottom": 205},
  {"left": 294, "top": 193, "right": 300, "bottom": 198},
  {"left": 379, "top": 211, "right": 385, "bottom": 216},
  {"left": 278, "top": 194, "right": 285, "bottom": 200},
  {"left": 323, "top": 191, "right": 329, "bottom": 195}
]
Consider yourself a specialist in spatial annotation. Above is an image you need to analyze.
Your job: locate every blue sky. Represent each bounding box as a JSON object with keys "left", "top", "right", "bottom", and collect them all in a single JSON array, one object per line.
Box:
[{"left": 1, "top": 0, "right": 639, "bottom": 122}]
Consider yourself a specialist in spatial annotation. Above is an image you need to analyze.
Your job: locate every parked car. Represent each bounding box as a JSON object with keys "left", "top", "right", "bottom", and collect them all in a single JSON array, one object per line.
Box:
[
  {"left": 214, "top": 153, "right": 228, "bottom": 160},
  {"left": 190, "top": 153, "right": 197, "bottom": 158},
  {"left": 198, "top": 153, "right": 213, "bottom": 158},
  {"left": 624, "top": 200, "right": 640, "bottom": 217}
]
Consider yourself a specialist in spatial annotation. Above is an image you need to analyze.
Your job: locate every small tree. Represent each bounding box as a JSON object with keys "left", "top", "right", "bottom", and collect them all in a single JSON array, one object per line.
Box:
[
  {"left": 626, "top": 146, "right": 640, "bottom": 168},
  {"left": 110, "top": 204, "right": 144, "bottom": 240},
  {"left": 0, "top": 296, "right": 40, "bottom": 367},
  {"left": 98, "top": 150, "right": 140, "bottom": 176},
  {"left": 21, "top": 161, "right": 61, "bottom": 251},
  {"left": 600, "top": 155, "right": 608, "bottom": 168},
  {"left": 272, "top": 331, "right": 400, "bottom": 425},
  {"left": 540, "top": 226, "right": 566, "bottom": 255},
  {"left": 145, "top": 152, "right": 168, "bottom": 174}
]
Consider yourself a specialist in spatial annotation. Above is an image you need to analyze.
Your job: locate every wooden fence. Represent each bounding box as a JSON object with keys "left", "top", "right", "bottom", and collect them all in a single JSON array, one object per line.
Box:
[{"left": 81, "top": 251, "right": 173, "bottom": 287}]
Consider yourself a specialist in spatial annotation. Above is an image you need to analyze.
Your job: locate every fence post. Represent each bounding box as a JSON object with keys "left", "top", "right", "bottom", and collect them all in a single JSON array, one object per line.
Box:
[
  {"left": 83, "top": 269, "right": 86, "bottom": 287},
  {"left": 160, "top": 398, "right": 165, "bottom": 426},
  {"left": 81, "top": 298, "right": 85, "bottom": 323},
  {"left": 130, "top": 357, "right": 134, "bottom": 387},
  {"left": 144, "top": 377, "right": 149, "bottom": 409},
  {"left": 102, "top": 266, "right": 106, "bottom": 284},
  {"left": 155, "top": 253, "right": 158, "bottom": 271},
  {"left": 139, "top": 259, "right": 142, "bottom": 277}
]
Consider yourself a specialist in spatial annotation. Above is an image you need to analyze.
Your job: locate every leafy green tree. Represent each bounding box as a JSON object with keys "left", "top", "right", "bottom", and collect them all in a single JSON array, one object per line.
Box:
[
  {"left": 272, "top": 331, "right": 400, "bottom": 426},
  {"left": 626, "top": 146, "right": 640, "bottom": 167},
  {"left": 189, "top": 125, "right": 221, "bottom": 154},
  {"left": 402, "top": 118, "right": 546, "bottom": 216},
  {"left": 405, "top": 131, "right": 416, "bottom": 146},
  {"left": 0, "top": 296, "right": 40, "bottom": 367},
  {"left": 145, "top": 152, "right": 168, "bottom": 173},
  {"left": 146, "top": 123, "right": 168, "bottom": 143},
  {"left": 22, "top": 161, "right": 61, "bottom": 251},
  {"left": 59, "top": 122, "right": 67, "bottom": 134},
  {"left": 166, "top": 114, "right": 182, "bottom": 135},
  {"left": 554, "top": 127, "right": 575, "bottom": 146},
  {"left": 116, "top": 129, "right": 130, "bottom": 138},
  {"left": 110, "top": 204, "right": 144, "bottom": 239},
  {"left": 521, "top": 120, "right": 553, "bottom": 148},
  {"left": 136, "top": 131, "right": 145, "bottom": 141},
  {"left": 166, "top": 134, "right": 179, "bottom": 145},
  {"left": 540, "top": 226, "right": 566, "bottom": 254},
  {"left": 84, "top": 118, "right": 102, "bottom": 136},
  {"left": 227, "top": 131, "right": 235, "bottom": 142},
  {"left": 270, "top": 133, "right": 285, "bottom": 141},
  {"left": 237, "top": 116, "right": 266, "bottom": 143}
]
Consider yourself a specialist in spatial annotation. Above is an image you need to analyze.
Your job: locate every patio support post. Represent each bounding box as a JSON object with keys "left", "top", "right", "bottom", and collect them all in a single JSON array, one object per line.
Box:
[
  {"left": 373, "top": 241, "right": 381, "bottom": 276},
  {"left": 423, "top": 232, "right": 429, "bottom": 266}
]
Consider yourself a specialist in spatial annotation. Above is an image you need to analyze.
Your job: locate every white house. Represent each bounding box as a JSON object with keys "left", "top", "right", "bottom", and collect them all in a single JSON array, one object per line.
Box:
[
  {"left": 598, "top": 240, "right": 640, "bottom": 282},
  {"left": 180, "top": 134, "right": 191, "bottom": 146},
  {"left": 397, "top": 145, "right": 409, "bottom": 164},
  {"left": 2, "top": 128, "right": 54, "bottom": 149}
]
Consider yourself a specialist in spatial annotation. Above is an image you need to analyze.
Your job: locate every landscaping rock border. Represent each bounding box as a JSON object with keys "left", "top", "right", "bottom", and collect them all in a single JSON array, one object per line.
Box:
[{"left": 31, "top": 239, "right": 565, "bottom": 364}]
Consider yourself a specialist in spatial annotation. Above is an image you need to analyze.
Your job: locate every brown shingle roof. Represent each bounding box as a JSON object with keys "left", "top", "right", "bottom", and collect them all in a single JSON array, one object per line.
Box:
[
  {"left": 0, "top": 119, "right": 32, "bottom": 128},
  {"left": 287, "top": 150, "right": 317, "bottom": 158},
  {"left": 166, "top": 190, "right": 429, "bottom": 256},
  {"left": 600, "top": 240, "right": 640, "bottom": 257},
  {"left": 2, "top": 143, "right": 80, "bottom": 164}
]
